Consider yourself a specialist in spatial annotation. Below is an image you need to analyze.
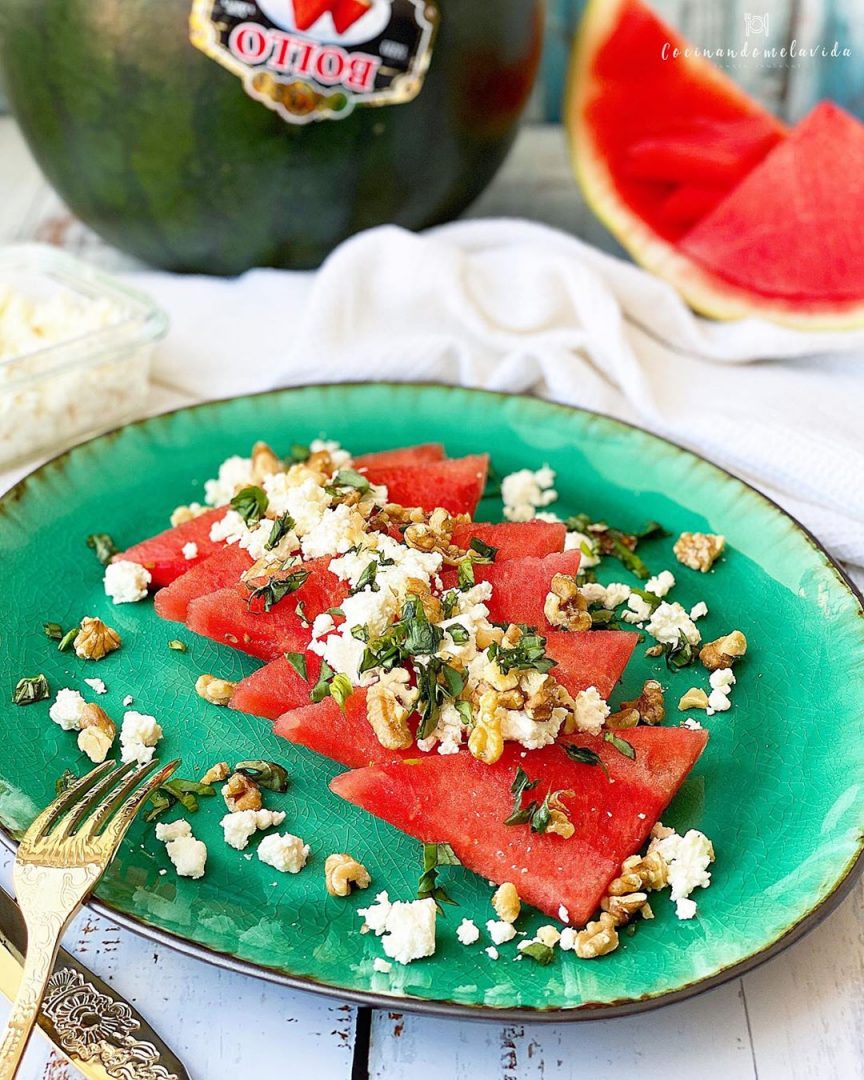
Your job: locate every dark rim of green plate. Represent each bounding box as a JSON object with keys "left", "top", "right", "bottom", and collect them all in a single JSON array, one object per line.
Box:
[{"left": 1, "top": 383, "right": 862, "bottom": 1023}]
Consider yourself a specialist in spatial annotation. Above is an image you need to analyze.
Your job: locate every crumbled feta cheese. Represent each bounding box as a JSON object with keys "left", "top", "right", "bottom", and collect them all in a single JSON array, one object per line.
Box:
[
  {"left": 558, "top": 905, "right": 570, "bottom": 924},
  {"left": 646, "top": 602, "right": 701, "bottom": 646},
  {"left": 559, "top": 927, "right": 577, "bottom": 951},
  {"left": 707, "top": 689, "right": 732, "bottom": 713},
  {"left": 486, "top": 920, "right": 517, "bottom": 946},
  {"left": 238, "top": 518, "right": 299, "bottom": 562},
  {"left": 602, "top": 582, "right": 633, "bottom": 609},
  {"left": 499, "top": 706, "right": 563, "bottom": 750},
  {"left": 119, "top": 711, "right": 163, "bottom": 766},
  {"left": 456, "top": 918, "right": 480, "bottom": 945},
  {"left": 104, "top": 560, "right": 151, "bottom": 604},
  {"left": 570, "top": 686, "right": 610, "bottom": 734},
  {"left": 122, "top": 694, "right": 134, "bottom": 707},
  {"left": 650, "top": 828, "right": 715, "bottom": 908},
  {"left": 484, "top": 946, "right": 499, "bottom": 961},
  {"left": 221, "top": 809, "right": 287, "bottom": 850},
  {"left": 155, "top": 819, "right": 192, "bottom": 842},
  {"left": 501, "top": 466, "right": 558, "bottom": 523},
  {"left": 310, "top": 438, "right": 353, "bottom": 470},
  {"left": 372, "top": 957, "right": 392, "bottom": 974},
  {"left": 689, "top": 601, "right": 709, "bottom": 620},
  {"left": 682, "top": 717, "right": 703, "bottom": 730},
  {"left": 622, "top": 593, "right": 653, "bottom": 625},
  {"left": 536, "top": 925, "right": 561, "bottom": 948},
  {"left": 416, "top": 700, "right": 465, "bottom": 755},
  {"left": 263, "top": 475, "right": 331, "bottom": 534},
  {"left": 83, "top": 677, "right": 107, "bottom": 695},
  {"left": 182, "top": 542, "right": 198, "bottom": 561},
  {"left": 208, "top": 509, "right": 248, "bottom": 545},
  {"left": 709, "top": 668, "right": 736, "bottom": 692},
  {"left": 164, "top": 835, "right": 208, "bottom": 879},
  {"left": 564, "top": 529, "right": 600, "bottom": 566},
  {"left": 361, "top": 896, "right": 437, "bottom": 966},
  {"left": 49, "top": 688, "right": 86, "bottom": 731},
  {"left": 301, "top": 505, "right": 367, "bottom": 559},
  {"left": 204, "top": 455, "right": 254, "bottom": 507},
  {"left": 676, "top": 898, "right": 698, "bottom": 919},
  {"left": 645, "top": 570, "right": 675, "bottom": 597},
  {"left": 257, "top": 832, "right": 309, "bottom": 873}
]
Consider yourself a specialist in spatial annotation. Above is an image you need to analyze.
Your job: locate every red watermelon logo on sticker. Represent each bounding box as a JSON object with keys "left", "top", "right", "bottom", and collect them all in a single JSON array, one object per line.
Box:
[{"left": 190, "top": 0, "right": 438, "bottom": 124}]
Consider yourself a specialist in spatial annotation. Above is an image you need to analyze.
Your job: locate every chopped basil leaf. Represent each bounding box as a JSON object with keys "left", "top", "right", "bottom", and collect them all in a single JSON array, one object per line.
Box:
[
  {"left": 330, "top": 673, "right": 353, "bottom": 710},
  {"left": 351, "top": 625, "right": 369, "bottom": 642},
  {"left": 295, "top": 600, "right": 308, "bottom": 625},
  {"left": 351, "top": 561, "right": 379, "bottom": 595},
  {"left": 456, "top": 558, "right": 475, "bottom": 591},
  {"left": 662, "top": 630, "right": 695, "bottom": 669},
  {"left": 55, "top": 769, "right": 78, "bottom": 796},
  {"left": 57, "top": 628, "right": 77, "bottom": 653},
  {"left": 144, "top": 790, "right": 173, "bottom": 822},
  {"left": 235, "top": 760, "right": 290, "bottom": 792},
  {"left": 326, "top": 469, "right": 371, "bottom": 496},
  {"left": 440, "top": 590, "right": 459, "bottom": 619},
  {"left": 446, "top": 623, "right": 470, "bottom": 645},
  {"left": 284, "top": 651, "right": 308, "bottom": 680},
  {"left": 168, "top": 639, "right": 187, "bottom": 652},
  {"left": 43, "top": 622, "right": 63, "bottom": 641},
  {"left": 489, "top": 631, "right": 556, "bottom": 675},
  {"left": 230, "top": 485, "right": 268, "bottom": 526},
  {"left": 287, "top": 443, "right": 310, "bottom": 463},
  {"left": 520, "top": 941, "right": 554, "bottom": 966},
  {"left": 630, "top": 587, "right": 661, "bottom": 612},
  {"left": 564, "top": 513, "right": 666, "bottom": 580},
  {"left": 246, "top": 569, "right": 310, "bottom": 612},
  {"left": 608, "top": 534, "right": 651, "bottom": 580},
  {"left": 266, "top": 512, "right": 295, "bottom": 551},
  {"left": 563, "top": 745, "right": 603, "bottom": 767},
  {"left": 12, "top": 674, "right": 49, "bottom": 706},
  {"left": 417, "top": 841, "right": 458, "bottom": 913},
  {"left": 590, "top": 609, "right": 618, "bottom": 628},
  {"left": 327, "top": 607, "right": 345, "bottom": 617},
  {"left": 455, "top": 699, "right": 473, "bottom": 726},
  {"left": 504, "top": 766, "right": 540, "bottom": 826},
  {"left": 468, "top": 537, "right": 498, "bottom": 563},
  {"left": 86, "top": 533, "right": 119, "bottom": 566},
  {"left": 145, "top": 776, "right": 216, "bottom": 821},
  {"left": 310, "top": 661, "right": 335, "bottom": 704},
  {"left": 603, "top": 731, "right": 636, "bottom": 760}
]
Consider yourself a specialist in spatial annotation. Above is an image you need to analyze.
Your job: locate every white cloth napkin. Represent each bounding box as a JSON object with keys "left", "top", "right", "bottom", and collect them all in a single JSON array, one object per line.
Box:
[{"left": 133, "top": 219, "right": 864, "bottom": 570}]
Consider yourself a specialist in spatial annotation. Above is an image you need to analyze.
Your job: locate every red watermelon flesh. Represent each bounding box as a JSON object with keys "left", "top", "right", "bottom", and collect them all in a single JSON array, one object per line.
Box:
[
  {"left": 330, "top": 727, "right": 708, "bottom": 922},
  {"left": 679, "top": 102, "right": 864, "bottom": 302},
  {"left": 154, "top": 545, "right": 252, "bottom": 623},
  {"left": 578, "top": 0, "right": 786, "bottom": 242},
  {"left": 271, "top": 630, "right": 636, "bottom": 761},
  {"left": 230, "top": 653, "right": 323, "bottom": 719},
  {"left": 361, "top": 455, "right": 489, "bottom": 517},
  {"left": 354, "top": 443, "right": 444, "bottom": 470},
  {"left": 185, "top": 558, "right": 345, "bottom": 660},
  {"left": 546, "top": 630, "right": 637, "bottom": 700},
  {"left": 117, "top": 508, "right": 227, "bottom": 588},
  {"left": 450, "top": 520, "right": 565, "bottom": 560},
  {"left": 475, "top": 550, "right": 582, "bottom": 626}
]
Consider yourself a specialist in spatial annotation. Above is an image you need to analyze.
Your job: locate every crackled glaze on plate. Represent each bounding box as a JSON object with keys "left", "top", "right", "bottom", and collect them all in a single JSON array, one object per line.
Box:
[{"left": 1, "top": 384, "right": 863, "bottom": 1019}]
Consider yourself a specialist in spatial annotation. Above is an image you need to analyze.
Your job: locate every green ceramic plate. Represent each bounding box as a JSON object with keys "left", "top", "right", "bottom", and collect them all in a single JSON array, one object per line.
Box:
[{"left": 1, "top": 383, "right": 863, "bottom": 1020}]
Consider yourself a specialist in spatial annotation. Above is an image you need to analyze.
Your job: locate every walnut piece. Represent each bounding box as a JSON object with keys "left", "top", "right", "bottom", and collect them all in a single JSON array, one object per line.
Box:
[
  {"left": 76, "top": 703, "right": 116, "bottom": 764},
  {"left": 467, "top": 690, "right": 505, "bottom": 764},
  {"left": 251, "top": 440, "right": 281, "bottom": 483},
  {"left": 222, "top": 772, "right": 262, "bottom": 812},
  {"left": 621, "top": 850, "right": 669, "bottom": 891},
  {"left": 574, "top": 912, "right": 619, "bottom": 958},
  {"left": 491, "top": 882, "right": 521, "bottom": 923},
  {"left": 606, "top": 707, "right": 640, "bottom": 730},
  {"left": 201, "top": 761, "right": 231, "bottom": 785},
  {"left": 545, "top": 789, "right": 576, "bottom": 839},
  {"left": 170, "top": 503, "right": 207, "bottom": 527},
  {"left": 196, "top": 674, "right": 236, "bottom": 706},
  {"left": 678, "top": 687, "right": 709, "bottom": 711},
  {"left": 673, "top": 531, "right": 725, "bottom": 573},
  {"left": 601, "top": 891, "right": 649, "bottom": 925},
  {"left": 645, "top": 644, "right": 664, "bottom": 657},
  {"left": 365, "top": 670, "right": 416, "bottom": 750},
  {"left": 699, "top": 630, "right": 748, "bottom": 671},
  {"left": 543, "top": 574, "right": 592, "bottom": 632},
  {"left": 73, "top": 617, "right": 121, "bottom": 661},
  {"left": 620, "top": 679, "right": 665, "bottom": 726},
  {"left": 325, "top": 853, "right": 371, "bottom": 897},
  {"left": 404, "top": 507, "right": 468, "bottom": 566},
  {"left": 404, "top": 577, "right": 443, "bottom": 623}
]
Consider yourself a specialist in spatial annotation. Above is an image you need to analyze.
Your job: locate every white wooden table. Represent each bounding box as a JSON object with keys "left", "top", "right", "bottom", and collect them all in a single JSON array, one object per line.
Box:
[{"left": 1, "top": 116, "right": 863, "bottom": 1080}]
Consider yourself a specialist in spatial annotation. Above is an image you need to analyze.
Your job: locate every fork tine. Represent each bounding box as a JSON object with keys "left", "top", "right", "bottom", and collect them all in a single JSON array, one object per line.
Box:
[
  {"left": 82, "top": 759, "right": 180, "bottom": 845},
  {"left": 23, "top": 761, "right": 116, "bottom": 844},
  {"left": 52, "top": 760, "right": 139, "bottom": 842}
]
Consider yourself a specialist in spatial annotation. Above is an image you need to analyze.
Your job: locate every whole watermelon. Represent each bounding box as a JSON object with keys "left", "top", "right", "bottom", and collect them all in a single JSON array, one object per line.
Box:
[{"left": 0, "top": 1, "right": 543, "bottom": 272}]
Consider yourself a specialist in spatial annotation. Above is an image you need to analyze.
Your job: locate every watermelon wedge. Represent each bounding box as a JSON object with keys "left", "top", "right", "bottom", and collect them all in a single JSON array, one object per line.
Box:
[
  {"left": 154, "top": 545, "right": 252, "bottom": 623},
  {"left": 230, "top": 653, "right": 323, "bottom": 719},
  {"left": 459, "top": 550, "right": 581, "bottom": 626},
  {"left": 185, "top": 557, "right": 346, "bottom": 660},
  {"left": 450, "top": 520, "right": 565, "bottom": 559},
  {"left": 361, "top": 455, "right": 489, "bottom": 516},
  {"left": 545, "top": 630, "right": 637, "bottom": 700},
  {"left": 568, "top": 0, "right": 864, "bottom": 327},
  {"left": 116, "top": 508, "right": 228, "bottom": 587},
  {"left": 354, "top": 444, "right": 444, "bottom": 470},
  {"left": 331, "top": 727, "right": 708, "bottom": 923},
  {"left": 273, "top": 689, "right": 404, "bottom": 766}
]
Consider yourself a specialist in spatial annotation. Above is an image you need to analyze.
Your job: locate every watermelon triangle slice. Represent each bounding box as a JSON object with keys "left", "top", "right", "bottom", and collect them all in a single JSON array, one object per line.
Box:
[
  {"left": 154, "top": 545, "right": 252, "bottom": 623},
  {"left": 231, "top": 652, "right": 324, "bottom": 719},
  {"left": 443, "top": 550, "right": 581, "bottom": 626},
  {"left": 360, "top": 455, "right": 489, "bottom": 516},
  {"left": 117, "top": 508, "right": 228, "bottom": 587},
  {"left": 679, "top": 102, "right": 864, "bottom": 303},
  {"left": 545, "top": 630, "right": 637, "bottom": 700},
  {"left": 330, "top": 727, "right": 709, "bottom": 923},
  {"left": 450, "top": 520, "right": 565, "bottom": 559}
]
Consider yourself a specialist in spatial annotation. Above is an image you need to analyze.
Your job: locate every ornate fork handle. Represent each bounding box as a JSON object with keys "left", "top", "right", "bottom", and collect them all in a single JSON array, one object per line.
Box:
[{"left": 0, "top": 864, "right": 101, "bottom": 1080}]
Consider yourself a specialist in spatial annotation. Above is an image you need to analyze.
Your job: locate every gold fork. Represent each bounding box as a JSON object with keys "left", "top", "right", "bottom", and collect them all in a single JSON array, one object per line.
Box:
[{"left": 0, "top": 757, "right": 179, "bottom": 1080}]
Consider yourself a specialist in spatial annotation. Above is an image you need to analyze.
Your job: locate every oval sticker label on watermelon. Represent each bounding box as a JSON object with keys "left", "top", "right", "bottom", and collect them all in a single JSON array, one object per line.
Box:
[{"left": 189, "top": 0, "right": 438, "bottom": 125}]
